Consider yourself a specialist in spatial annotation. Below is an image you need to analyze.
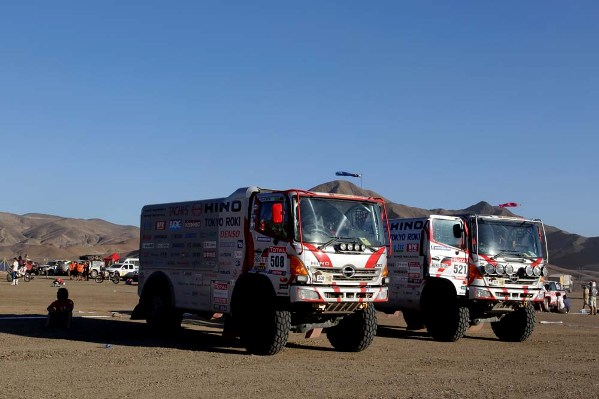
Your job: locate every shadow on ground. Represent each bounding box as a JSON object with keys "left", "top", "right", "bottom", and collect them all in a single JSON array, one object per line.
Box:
[{"left": 0, "top": 314, "right": 248, "bottom": 355}]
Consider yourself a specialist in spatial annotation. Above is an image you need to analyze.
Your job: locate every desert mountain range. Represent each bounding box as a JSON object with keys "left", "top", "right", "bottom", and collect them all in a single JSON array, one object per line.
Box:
[{"left": 1, "top": 181, "right": 597, "bottom": 278}]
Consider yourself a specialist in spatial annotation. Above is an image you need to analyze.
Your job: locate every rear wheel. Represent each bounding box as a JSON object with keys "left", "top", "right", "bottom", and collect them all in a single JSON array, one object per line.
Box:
[
  {"left": 90, "top": 270, "right": 98, "bottom": 278},
  {"left": 402, "top": 309, "right": 425, "bottom": 330},
  {"left": 6, "top": 273, "right": 13, "bottom": 282},
  {"left": 23, "top": 273, "right": 31, "bottom": 282},
  {"left": 95, "top": 274, "right": 104, "bottom": 283},
  {"left": 326, "top": 305, "right": 377, "bottom": 352},
  {"left": 145, "top": 287, "right": 182, "bottom": 334},
  {"left": 111, "top": 274, "right": 120, "bottom": 284},
  {"left": 491, "top": 305, "right": 535, "bottom": 342}
]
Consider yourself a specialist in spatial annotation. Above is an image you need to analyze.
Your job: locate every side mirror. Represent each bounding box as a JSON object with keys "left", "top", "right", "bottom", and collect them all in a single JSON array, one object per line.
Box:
[
  {"left": 272, "top": 203, "right": 284, "bottom": 224},
  {"left": 453, "top": 224, "right": 462, "bottom": 238}
]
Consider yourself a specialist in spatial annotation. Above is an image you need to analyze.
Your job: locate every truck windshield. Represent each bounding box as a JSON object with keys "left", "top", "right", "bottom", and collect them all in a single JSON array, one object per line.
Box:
[
  {"left": 294, "top": 197, "right": 386, "bottom": 247},
  {"left": 475, "top": 218, "right": 544, "bottom": 258}
]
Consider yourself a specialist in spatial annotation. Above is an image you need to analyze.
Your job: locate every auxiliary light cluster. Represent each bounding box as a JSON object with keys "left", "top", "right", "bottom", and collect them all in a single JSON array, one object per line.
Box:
[{"left": 483, "top": 263, "right": 542, "bottom": 277}]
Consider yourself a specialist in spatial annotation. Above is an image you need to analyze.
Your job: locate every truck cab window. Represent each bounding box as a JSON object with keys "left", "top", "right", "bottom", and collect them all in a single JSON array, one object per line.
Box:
[
  {"left": 432, "top": 219, "right": 462, "bottom": 249},
  {"left": 256, "top": 201, "right": 289, "bottom": 240}
]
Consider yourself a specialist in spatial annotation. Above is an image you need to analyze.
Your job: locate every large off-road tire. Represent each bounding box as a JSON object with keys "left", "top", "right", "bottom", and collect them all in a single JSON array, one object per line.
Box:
[
  {"left": 236, "top": 292, "right": 290, "bottom": 356},
  {"left": 402, "top": 309, "right": 425, "bottom": 330},
  {"left": 425, "top": 304, "right": 470, "bottom": 342},
  {"left": 491, "top": 305, "right": 535, "bottom": 342},
  {"left": 326, "top": 305, "right": 377, "bottom": 352},
  {"left": 145, "top": 287, "right": 182, "bottom": 334}
]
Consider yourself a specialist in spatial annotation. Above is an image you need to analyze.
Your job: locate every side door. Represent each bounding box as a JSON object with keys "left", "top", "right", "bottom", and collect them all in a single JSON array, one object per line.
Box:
[
  {"left": 429, "top": 216, "right": 468, "bottom": 297},
  {"left": 249, "top": 193, "right": 291, "bottom": 292}
]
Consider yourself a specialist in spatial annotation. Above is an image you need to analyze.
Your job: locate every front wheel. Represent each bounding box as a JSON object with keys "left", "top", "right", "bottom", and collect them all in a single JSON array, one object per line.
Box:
[
  {"left": 326, "top": 305, "right": 377, "bottom": 352},
  {"left": 23, "top": 273, "right": 32, "bottom": 282},
  {"left": 491, "top": 305, "right": 536, "bottom": 342},
  {"left": 6, "top": 273, "right": 13, "bottom": 282},
  {"left": 235, "top": 287, "right": 290, "bottom": 355},
  {"left": 111, "top": 274, "right": 120, "bottom": 284},
  {"left": 95, "top": 274, "right": 104, "bottom": 283},
  {"left": 426, "top": 303, "right": 469, "bottom": 342}
]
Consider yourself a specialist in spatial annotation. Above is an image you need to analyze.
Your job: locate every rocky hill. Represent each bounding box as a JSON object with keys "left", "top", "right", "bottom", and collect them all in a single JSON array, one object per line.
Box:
[
  {"left": 0, "top": 181, "right": 596, "bottom": 273},
  {"left": 0, "top": 212, "right": 138, "bottom": 263}
]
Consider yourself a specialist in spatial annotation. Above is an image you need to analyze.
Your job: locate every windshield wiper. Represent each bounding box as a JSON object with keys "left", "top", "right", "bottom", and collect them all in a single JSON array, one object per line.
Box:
[
  {"left": 492, "top": 249, "right": 520, "bottom": 259},
  {"left": 318, "top": 236, "right": 340, "bottom": 250}
]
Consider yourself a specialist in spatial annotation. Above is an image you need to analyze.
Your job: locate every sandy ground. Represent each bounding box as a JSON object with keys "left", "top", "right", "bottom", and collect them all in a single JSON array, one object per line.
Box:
[{"left": 1, "top": 273, "right": 598, "bottom": 399}]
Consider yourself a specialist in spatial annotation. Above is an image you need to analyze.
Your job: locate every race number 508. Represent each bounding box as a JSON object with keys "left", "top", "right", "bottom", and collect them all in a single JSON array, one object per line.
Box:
[{"left": 270, "top": 255, "right": 285, "bottom": 268}]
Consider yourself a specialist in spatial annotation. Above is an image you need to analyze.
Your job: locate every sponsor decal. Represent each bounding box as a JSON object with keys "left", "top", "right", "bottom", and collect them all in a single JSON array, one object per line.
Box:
[
  {"left": 155, "top": 221, "right": 166, "bottom": 230},
  {"left": 407, "top": 243, "right": 419, "bottom": 253},
  {"left": 220, "top": 241, "right": 236, "bottom": 248},
  {"left": 184, "top": 220, "right": 202, "bottom": 228},
  {"left": 169, "top": 219, "right": 182, "bottom": 230},
  {"left": 169, "top": 205, "right": 189, "bottom": 216},
  {"left": 234, "top": 250, "right": 242, "bottom": 259},
  {"left": 204, "top": 241, "right": 217, "bottom": 249},
  {"left": 191, "top": 203, "right": 203, "bottom": 216},
  {"left": 389, "top": 220, "right": 425, "bottom": 232},
  {"left": 257, "top": 236, "right": 272, "bottom": 243},
  {"left": 432, "top": 245, "right": 450, "bottom": 251},
  {"left": 269, "top": 246, "right": 286, "bottom": 253},
  {"left": 237, "top": 240, "right": 243, "bottom": 248},
  {"left": 203, "top": 251, "right": 216, "bottom": 258},
  {"left": 204, "top": 200, "right": 242, "bottom": 214},
  {"left": 156, "top": 243, "right": 170, "bottom": 249},
  {"left": 142, "top": 243, "right": 155, "bottom": 249},
  {"left": 220, "top": 230, "right": 240, "bottom": 239},
  {"left": 278, "top": 284, "right": 289, "bottom": 290},
  {"left": 142, "top": 234, "right": 152, "bottom": 240}
]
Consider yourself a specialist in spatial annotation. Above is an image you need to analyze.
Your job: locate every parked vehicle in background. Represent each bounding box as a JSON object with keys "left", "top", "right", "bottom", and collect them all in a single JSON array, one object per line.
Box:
[
  {"left": 38, "top": 260, "right": 71, "bottom": 276},
  {"left": 87, "top": 261, "right": 106, "bottom": 278},
  {"left": 106, "top": 258, "right": 140, "bottom": 281},
  {"left": 547, "top": 274, "right": 573, "bottom": 293},
  {"left": 538, "top": 281, "right": 568, "bottom": 313}
]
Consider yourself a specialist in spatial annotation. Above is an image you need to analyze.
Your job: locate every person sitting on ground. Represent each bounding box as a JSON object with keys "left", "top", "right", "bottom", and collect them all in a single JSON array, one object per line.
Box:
[{"left": 46, "top": 288, "right": 74, "bottom": 329}]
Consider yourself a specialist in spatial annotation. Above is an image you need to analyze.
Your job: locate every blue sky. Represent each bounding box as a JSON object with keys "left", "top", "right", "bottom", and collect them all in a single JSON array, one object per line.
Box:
[{"left": 1, "top": 1, "right": 597, "bottom": 237}]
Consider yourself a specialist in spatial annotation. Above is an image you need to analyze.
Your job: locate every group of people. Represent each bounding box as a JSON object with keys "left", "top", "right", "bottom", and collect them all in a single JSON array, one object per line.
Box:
[
  {"left": 9, "top": 255, "right": 29, "bottom": 285},
  {"left": 583, "top": 281, "right": 598, "bottom": 315},
  {"left": 68, "top": 260, "right": 91, "bottom": 281}
]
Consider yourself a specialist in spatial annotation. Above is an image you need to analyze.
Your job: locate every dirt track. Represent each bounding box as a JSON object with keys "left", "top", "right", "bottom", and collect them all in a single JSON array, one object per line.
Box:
[{"left": 1, "top": 274, "right": 598, "bottom": 399}]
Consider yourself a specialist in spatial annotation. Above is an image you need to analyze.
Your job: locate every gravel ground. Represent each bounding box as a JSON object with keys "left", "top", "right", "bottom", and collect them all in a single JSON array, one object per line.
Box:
[{"left": 1, "top": 274, "right": 598, "bottom": 399}]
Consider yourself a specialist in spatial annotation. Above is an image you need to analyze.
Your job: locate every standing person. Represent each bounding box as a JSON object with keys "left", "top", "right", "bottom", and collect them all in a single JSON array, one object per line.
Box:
[
  {"left": 83, "top": 261, "right": 89, "bottom": 281},
  {"left": 11, "top": 258, "right": 19, "bottom": 286},
  {"left": 76, "top": 261, "right": 84, "bottom": 281},
  {"left": 582, "top": 284, "right": 590, "bottom": 312},
  {"left": 589, "top": 281, "right": 598, "bottom": 316}
]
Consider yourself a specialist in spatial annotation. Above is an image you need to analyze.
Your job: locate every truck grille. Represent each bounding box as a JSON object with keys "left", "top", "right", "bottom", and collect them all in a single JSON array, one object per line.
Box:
[{"left": 313, "top": 267, "right": 379, "bottom": 283}]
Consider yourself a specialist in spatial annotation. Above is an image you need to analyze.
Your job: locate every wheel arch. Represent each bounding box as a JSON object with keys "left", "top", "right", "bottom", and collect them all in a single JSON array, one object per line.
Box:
[{"left": 420, "top": 277, "right": 459, "bottom": 311}]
